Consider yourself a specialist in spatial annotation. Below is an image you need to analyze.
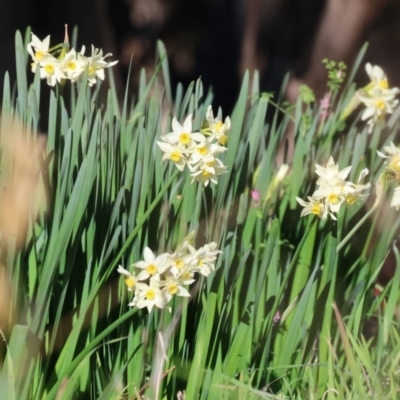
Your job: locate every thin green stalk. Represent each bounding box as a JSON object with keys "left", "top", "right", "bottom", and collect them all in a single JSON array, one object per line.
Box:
[{"left": 336, "top": 201, "right": 379, "bottom": 253}]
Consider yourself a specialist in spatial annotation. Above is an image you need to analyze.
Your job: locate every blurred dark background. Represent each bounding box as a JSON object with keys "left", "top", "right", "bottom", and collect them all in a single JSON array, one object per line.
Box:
[{"left": 2, "top": 0, "right": 400, "bottom": 115}]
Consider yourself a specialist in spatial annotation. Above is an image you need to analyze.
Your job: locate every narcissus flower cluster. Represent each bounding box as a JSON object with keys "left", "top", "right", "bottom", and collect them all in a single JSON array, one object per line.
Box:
[
  {"left": 296, "top": 157, "right": 370, "bottom": 220},
  {"left": 357, "top": 63, "right": 399, "bottom": 132},
  {"left": 27, "top": 33, "right": 118, "bottom": 87},
  {"left": 157, "top": 106, "right": 229, "bottom": 186},
  {"left": 118, "top": 232, "right": 221, "bottom": 312}
]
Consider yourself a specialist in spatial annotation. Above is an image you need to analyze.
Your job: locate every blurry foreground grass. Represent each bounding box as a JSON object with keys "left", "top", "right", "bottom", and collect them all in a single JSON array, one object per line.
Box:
[{"left": 0, "top": 30, "right": 400, "bottom": 399}]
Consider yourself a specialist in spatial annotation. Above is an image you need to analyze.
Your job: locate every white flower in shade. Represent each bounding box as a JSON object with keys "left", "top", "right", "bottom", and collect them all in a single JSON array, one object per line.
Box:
[
  {"left": 161, "top": 275, "right": 190, "bottom": 302},
  {"left": 84, "top": 45, "right": 118, "bottom": 86},
  {"left": 161, "top": 115, "right": 205, "bottom": 150},
  {"left": 39, "top": 55, "right": 66, "bottom": 86},
  {"left": 377, "top": 141, "right": 400, "bottom": 160},
  {"left": 117, "top": 265, "right": 137, "bottom": 292},
  {"left": 296, "top": 196, "right": 328, "bottom": 220},
  {"left": 168, "top": 252, "right": 196, "bottom": 279},
  {"left": 365, "top": 63, "right": 390, "bottom": 91},
  {"left": 391, "top": 186, "right": 400, "bottom": 210},
  {"left": 377, "top": 141, "right": 400, "bottom": 178},
  {"left": 312, "top": 181, "right": 346, "bottom": 214},
  {"left": 157, "top": 141, "right": 187, "bottom": 171},
  {"left": 177, "top": 267, "right": 197, "bottom": 285},
  {"left": 344, "top": 168, "right": 370, "bottom": 205},
  {"left": 315, "top": 156, "right": 351, "bottom": 187},
  {"left": 61, "top": 48, "right": 87, "bottom": 81},
  {"left": 27, "top": 33, "right": 50, "bottom": 71},
  {"left": 297, "top": 157, "right": 370, "bottom": 220},
  {"left": 130, "top": 278, "right": 166, "bottom": 312},
  {"left": 188, "top": 138, "right": 227, "bottom": 165},
  {"left": 206, "top": 105, "right": 231, "bottom": 145},
  {"left": 190, "top": 157, "right": 227, "bottom": 186},
  {"left": 357, "top": 89, "right": 399, "bottom": 132},
  {"left": 134, "top": 247, "right": 168, "bottom": 281},
  {"left": 356, "top": 64, "right": 399, "bottom": 133},
  {"left": 188, "top": 242, "right": 221, "bottom": 276}
]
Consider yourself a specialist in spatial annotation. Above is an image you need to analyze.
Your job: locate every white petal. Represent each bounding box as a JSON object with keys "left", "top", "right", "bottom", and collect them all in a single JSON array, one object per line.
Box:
[{"left": 143, "top": 247, "right": 155, "bottom": 263}]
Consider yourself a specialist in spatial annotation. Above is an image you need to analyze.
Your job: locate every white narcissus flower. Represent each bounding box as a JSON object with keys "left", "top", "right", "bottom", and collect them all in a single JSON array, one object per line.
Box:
[
  {"left": 27, "top": 32, "right": 118, "bottom": 87},
  {"left": 187, "top": 242, "right": 221, "bottom": 276},
  {"left": 206, "top": 105, "right": 231, "bottom": 145},
  {"left": 357, "top": 89, "right": 399, "bottom": 132},
  {"left": 117, "top": 265, "right": 137, "bottom": 292},
  {"left": 297, "top": 156, "right": 371, "bottom": 221},
  {"left": 161, "top": 115, "right": 205, "bottom": 150},
  {"left": 365, "top": 63, "right": 390, "bottom": 91},
  {"left": 130, "top": 278, "right": 166, "bottom": 312},
  {"left": 296, "top": 196, "right": 328, "bottom": 220},
  {"left": 61, "top": 49, "right": 87, "bottom": 81},
  {"left": 312, "top": 181, "right": 346, "bottom": 214},
  {"left": 134, "top": 247, "right": 169, "bottom": 281},
  {"left": 315, "top": 156, "right": 351, "bottom": 187},
  {"left": 356, "top": 63, "right": 400, "bottom": 133},
  {"left": 188, "top": 138, "right": 227, "bottom": 165},
  {"left": 377, "top": 141, "right": 400, "bottom": 177},
  {"left": 156, "top": 112, "right": 229, "bottom": 186},
  {"left": 190, "top": 157, "right": 227, "bottom": 186},
  {"left": 161, "top": 275, "right": 190, "bottom": 302},
  {"left": 84, "top": 45, "right": 118, "bottom": 86},
  {"left": 27, "top": 33, "right": 50, "bottom": 71},
  {"left": 39, "top": 55, "right": 66, "bottom": 86},
  {"left": 167, "top": 252, "right": 196, "bottom": 279},
  {"left": 344, "top": 168, "right": 370, "bottom": 205},
  {"left": 156, "top": 141, "right": 187, "bottom": 171},
  {"left": 119, "top": 238, "right": 222, "bottom": 312}
]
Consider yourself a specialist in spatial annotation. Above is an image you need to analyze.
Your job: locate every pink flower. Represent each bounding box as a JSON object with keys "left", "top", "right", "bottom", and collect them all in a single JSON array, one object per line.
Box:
[
  {"left": 320, "top": 93, "right": 331, "bottom": 119},
  {"left": 251, "top": 189, "right": 260, "bottom": 207}
]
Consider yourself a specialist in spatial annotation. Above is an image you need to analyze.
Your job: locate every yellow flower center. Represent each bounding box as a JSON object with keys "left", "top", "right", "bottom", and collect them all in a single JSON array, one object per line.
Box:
[
  {"left": 179, "top": 133, "right": 190, "bottom": 145},
  {"left": 215, "top": 121, "right": 223, "bottom": 132},
  {"left": 346, "top": 195, "right": 356, "bottom": 205},
  {"left": 175, "top": 259, "right": 184, "bottom": 269},
  {"left": 379, "top": 79, "right": 388, "bottom": 89},
  {"left": 311, "top": 203, "right": 322, "bottom": 215},
  {"left": 146, "top": 289, "right": 155, "bottom": 300},
  {"left": 198, "top": 259, "right": 204, "bottom": 267},
  {"left": 68, "top": 61, "right": 77, "bottom": 70},
  {"left": 125, "top": 277, "right": 135, "bottom": 288},
  {"left": 45, "top": 65, "right": 55, "bottom": 75},
  {"left": 198, "top": 146, "right": 208, "bottom": 156},
  {"left": 202, "top": 171, "right": 211, "bottom": 178},
  {"left": 170, "top": 151, "right": 181, "bottom": 162},
  {"left": 88, "top": 66, "right": 95, "bottom": 75},
  {"left": 167, "top": 284, "right": 178, "bottom": 295},
  {"left": 181, "top": 271, "right": 191, "bottom": 280},
  {"left": 327, "top": 194, "right": 339, "bottom": 204},
  {"left": 389, "top": 156, "right": 400, "bottom": 173},
  {"left": 219, "top": 135, "right": 228, "bottom": 145},
  {"left": 146, "top": 264, "right": 157, "bottom": 275},
  {"left": 375, "top": 99, "right": 386, "bottom": 110},
  {"left": 35, "top": 51, "right": 45, "bottom": 60}
]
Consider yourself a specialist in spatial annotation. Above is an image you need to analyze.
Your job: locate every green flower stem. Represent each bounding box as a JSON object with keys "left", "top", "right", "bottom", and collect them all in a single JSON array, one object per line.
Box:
[
  {"left": 336, "top": 201, "right": 379, "bottom": 253},
  {"left": 46, "top": 307, "right": 138, "bottom": 400}
]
